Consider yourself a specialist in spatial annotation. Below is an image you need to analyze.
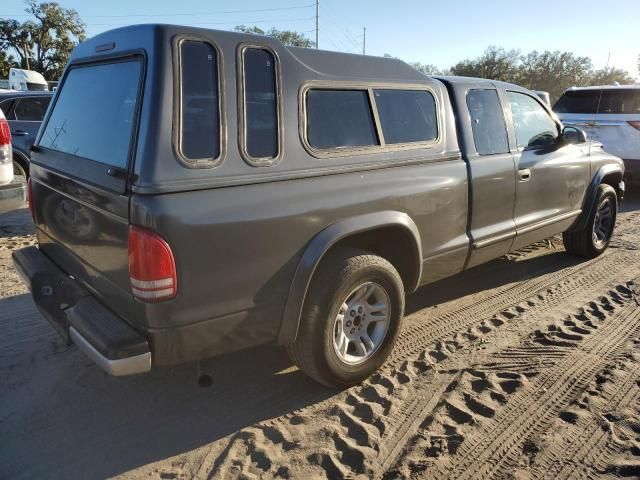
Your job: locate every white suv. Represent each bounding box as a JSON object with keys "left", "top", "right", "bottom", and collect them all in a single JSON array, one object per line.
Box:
[{"left": 554, "top": 85, "right": 640, "bottom": 186}]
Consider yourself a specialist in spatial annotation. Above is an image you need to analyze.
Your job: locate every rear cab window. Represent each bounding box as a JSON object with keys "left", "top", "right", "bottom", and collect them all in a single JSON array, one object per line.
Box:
[{"left": 38, "top": 57, "right": 144, "bottom": 189}]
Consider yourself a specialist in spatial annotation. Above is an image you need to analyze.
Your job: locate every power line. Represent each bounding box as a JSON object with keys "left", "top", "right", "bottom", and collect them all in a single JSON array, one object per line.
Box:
[
  {"left": 3, "top": 3, "right": 316, "bottom": 18},
  {"left": 83, "top": 16, "right": 317, "bottom": 27}
]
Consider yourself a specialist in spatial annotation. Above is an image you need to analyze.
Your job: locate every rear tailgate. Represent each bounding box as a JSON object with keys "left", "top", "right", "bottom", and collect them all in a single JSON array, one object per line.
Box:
[{"left": 30, "top": 56, "right": 144, "bottom": 318}]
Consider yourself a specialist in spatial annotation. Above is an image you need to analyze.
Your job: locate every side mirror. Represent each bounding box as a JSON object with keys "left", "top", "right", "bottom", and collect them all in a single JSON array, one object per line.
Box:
[{"left": 562, "top": 126, "right": 587, "bottom": 144}]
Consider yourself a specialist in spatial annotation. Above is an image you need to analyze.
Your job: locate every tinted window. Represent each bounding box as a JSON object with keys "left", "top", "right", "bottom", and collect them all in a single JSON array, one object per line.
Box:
[
  {"left": 14, "top": 97, "right": 51, "bottom": 121},
  {"left": 554, "top": 89, "right": 640, "bottom": 114},
  {"left": 374, "top": 89, "right": 437, "bottom": 144},
  {"left": 180, "top": 41, "right": 220, "bottom": 160},
  {"left": 40, "top": 60, "right": 141, "bottom": 168},
  {"left": 306, "top": 89, "right": 378, "bottom": 149},
  {"left": 243, "top": 48, "right": 278, "bottom": 160},
  {"left": 508, "top": 91, "right": 558, "bottom": 148},
  {"left": 466, "top": 89, "right": 509, "bottom": 155},
  {"left": 0, "top": 99, "right": 14, "bottom": 118}
]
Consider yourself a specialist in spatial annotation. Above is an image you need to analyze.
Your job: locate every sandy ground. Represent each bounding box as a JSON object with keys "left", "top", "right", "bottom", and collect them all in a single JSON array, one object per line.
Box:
[{"left": 1, "top": 192, "right": 639, "bottom": 480}]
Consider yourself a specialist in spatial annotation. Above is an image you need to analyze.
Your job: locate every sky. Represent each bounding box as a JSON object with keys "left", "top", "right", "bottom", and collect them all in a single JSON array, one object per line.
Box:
[{"left": 2, "top": 0, "right": 639, "bottom": 79}]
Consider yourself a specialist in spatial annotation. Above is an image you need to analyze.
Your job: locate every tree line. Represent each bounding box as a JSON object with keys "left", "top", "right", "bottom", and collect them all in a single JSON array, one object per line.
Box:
[
  {"left": 0, "top": 1, "right": 637, "bottom": 104},
  {"left": 413, "top": 46, "right": 636, "bottom": 102}
]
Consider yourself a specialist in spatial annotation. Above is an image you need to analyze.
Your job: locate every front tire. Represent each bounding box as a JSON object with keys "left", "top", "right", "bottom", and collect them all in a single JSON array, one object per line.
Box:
[
  {"left": 563, "top": 184, "right": 617, "bottom": 258},
  {"left": 287, "top": 248, "right": 405, "bottom": 388}
]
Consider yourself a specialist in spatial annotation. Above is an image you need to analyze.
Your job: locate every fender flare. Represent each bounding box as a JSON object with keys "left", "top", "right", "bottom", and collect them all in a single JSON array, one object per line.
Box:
[
  {"left": 12, "top": 148, "right": 30, "bottom": 174},
  {"left": 569, "top": 164, "right": 624, "bottom": 232},
  {"left": 277, "top": 211, "right": 422, "bottom": 345}
]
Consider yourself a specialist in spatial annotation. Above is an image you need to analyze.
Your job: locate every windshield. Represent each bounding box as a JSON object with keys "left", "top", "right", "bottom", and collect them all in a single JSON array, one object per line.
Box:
[
  {"left": 553, "top": 89, "right": 640, "bottom": 114},
  {"left": 39, "top": 59, "right": 142, "bottom": 168}
]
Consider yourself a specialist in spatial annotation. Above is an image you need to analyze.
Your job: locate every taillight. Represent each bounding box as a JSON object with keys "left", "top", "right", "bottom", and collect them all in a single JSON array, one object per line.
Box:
[
  {"left": 0, "top": 117, "right": 11, "bottom": 167},
  {"left": 627, "top": 121, "right": 640, "bottom": 131},
  {"left": 128, "top": 226, "right": 177, "bottom": 302},
  {"left": 27, "top": 178, "right": 35, "bottom": 221}
]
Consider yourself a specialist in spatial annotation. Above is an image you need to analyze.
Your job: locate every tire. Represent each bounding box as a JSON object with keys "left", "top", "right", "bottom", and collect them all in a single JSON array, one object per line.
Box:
[
  {"left": 287, "top": 248, "right": 405, "bottom": 388},
  {"left": 13, "top": 159, "right": 28, "bottom": 179},
  {"left": 563, "top": 184, "right": 617, "bottom": 258}
]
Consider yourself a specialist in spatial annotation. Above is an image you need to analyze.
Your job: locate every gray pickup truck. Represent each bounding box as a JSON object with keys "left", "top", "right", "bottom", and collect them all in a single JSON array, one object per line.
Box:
[{"left": 13, "top": 25, "right": 624, "bottom": 387}]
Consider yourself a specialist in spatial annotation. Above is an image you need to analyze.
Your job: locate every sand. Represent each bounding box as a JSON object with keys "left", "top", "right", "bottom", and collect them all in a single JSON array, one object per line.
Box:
[{"left": 1, "top": 193, "right": 639, "bottom": 479}]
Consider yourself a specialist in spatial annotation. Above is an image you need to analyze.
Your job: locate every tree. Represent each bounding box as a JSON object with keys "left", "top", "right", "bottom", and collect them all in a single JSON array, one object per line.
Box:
[
  {"left": 234, "top": 25, "right": 314, "bottom": 48},
  {"left": 589, "top": 66, "right": 635, "bottom": 86},
  {"left": 450, "top": 46, "right": 521, "bottom": 83},
  {"left": 0, "top": 50, "right": 16, "bottom": 78},
  {"left": 410, "top": 62, "right": 447, "bottom": 76},
  {"left": 0, "top": 1, "right": 86, "bottom": 80},
  {"left": 518, "top": 50, "right": 593, "bottom": 102}
]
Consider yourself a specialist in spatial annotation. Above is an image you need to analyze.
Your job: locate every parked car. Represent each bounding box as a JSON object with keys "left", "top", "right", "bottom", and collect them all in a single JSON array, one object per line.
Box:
[
  {"left": 0, "top": 107, "right": 27, "bottom": 212},
  {"left": 554, "top": 85, "right": 640, "bottom": 186},
  {"left": 13, "top": 25, "right": 624, "bottom": 387},
  {"left": 0, "top": 91, "right": 53, "bottom": 178}
]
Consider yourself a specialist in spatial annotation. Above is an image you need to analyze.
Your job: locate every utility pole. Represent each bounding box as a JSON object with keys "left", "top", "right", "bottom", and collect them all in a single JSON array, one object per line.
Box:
[
  {"left": 315, "top": 0, "right": 319, "bottom": 49},
  {"left": 362, "top": 27, "right": 366, "bottom": 55}
]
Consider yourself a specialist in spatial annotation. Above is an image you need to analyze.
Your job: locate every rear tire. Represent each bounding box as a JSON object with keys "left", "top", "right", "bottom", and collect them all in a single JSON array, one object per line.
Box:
[
  {"left": 287, "top": 248, "right": 405, "bottom": 388},
  {"left": 563, "top": 184, "right": 617, "bottom": 258},
  {"left": 13, "top": 159, "right": 28, "bottom": 179}
]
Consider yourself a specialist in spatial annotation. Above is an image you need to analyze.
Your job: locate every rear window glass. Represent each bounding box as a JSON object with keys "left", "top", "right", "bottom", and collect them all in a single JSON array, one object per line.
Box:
[
  {"left": 554, "top": 89, "right": 640, "bottom": 114},
  {"left": 306, "top": 89, "right": 378, "bottom": 150},
  {"left": 466, "top": 89, "right": 509, "bottom": 155},
  {"left": 374, "top": 89, "right": 438, "bottom": 144},
  {"left": 243, "top": 48, "right": 278, "bottom": 161},
  {"left": 14, "top": 97, "right": 51, "bottom": 121},
  {"left": 40, "top": 60, "right": 141, "bottom": 168},
  {"left": 179, "top": 40, "right": 220, "bottom": 161}
]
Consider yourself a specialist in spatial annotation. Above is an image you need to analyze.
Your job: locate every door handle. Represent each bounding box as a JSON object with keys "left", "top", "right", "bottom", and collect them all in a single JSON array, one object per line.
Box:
[
  {"left": 518, "top": 169, "right": 531, "bottom": 182},
  {"left": 12, "top": 130, "right": 29, "bottom": 136}
]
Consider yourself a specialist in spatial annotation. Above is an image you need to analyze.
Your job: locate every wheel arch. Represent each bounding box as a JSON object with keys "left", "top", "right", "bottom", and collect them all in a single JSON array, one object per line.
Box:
[
  {"left": 12, "top": 148, "right": 30, "bottom": 178},
  {"left": 569, "top": 164, "right": 623, "bottom": 232},
  {"left": 277, "top": 211, "right": 422, "bottom": 345}
]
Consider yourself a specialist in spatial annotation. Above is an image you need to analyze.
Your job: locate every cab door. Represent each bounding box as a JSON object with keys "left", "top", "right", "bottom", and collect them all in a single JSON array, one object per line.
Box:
[{"left": 504, "top": 90, "right": 590, "bottom": 251}]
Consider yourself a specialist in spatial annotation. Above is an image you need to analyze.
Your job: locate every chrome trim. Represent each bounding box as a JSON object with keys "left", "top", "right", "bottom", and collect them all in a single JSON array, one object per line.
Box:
[{"left": 69, "top": 327, "right": 151, "bottom": 376}]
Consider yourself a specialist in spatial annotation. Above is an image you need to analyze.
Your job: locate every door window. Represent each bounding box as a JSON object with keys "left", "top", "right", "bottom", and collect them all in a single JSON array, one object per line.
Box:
[
  {"left": 467, "top": 89, "right": 509, "bottom": 155},
  {"left": 508, "top": 91, "right": 558, "bottom": 148},
  {"left": 13, "top": 97, "right": 51, "bottom": 121}
]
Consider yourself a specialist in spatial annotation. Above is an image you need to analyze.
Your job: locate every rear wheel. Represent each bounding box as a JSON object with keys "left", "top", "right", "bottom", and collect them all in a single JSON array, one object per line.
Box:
[
  {"left": 287, "top": 248, "right": 405, "bottom": 388},
  {"left": 563, "top": 184, "right": 617, "bottom": 258},
  {"left": 13, "top": 159, "right": 28, "bottom": 179}
]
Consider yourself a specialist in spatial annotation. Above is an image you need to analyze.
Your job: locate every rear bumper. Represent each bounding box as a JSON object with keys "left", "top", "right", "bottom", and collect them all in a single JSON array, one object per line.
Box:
[
  {"left": 12, "top": 246, "right": 151, "bottom": 376},
  {"left": 0, "top": 176, "right": 27, "bottom": 213}
]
